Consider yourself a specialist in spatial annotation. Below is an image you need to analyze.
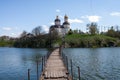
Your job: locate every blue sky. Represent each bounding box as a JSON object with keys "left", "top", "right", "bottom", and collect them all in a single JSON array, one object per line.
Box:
[{"left": 0, "top": 0, "right": 120, "bottom": 37}]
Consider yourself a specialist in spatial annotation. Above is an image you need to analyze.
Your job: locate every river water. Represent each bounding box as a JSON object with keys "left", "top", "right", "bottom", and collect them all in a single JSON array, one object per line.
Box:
[
  {"left": 0, "top": 47, "right": 120, "bottom": 80},
  {"left": 63, "top": 47, "right": 120, "bottom": 80},
  {"left": 0, "top": 47, "right": 47, "bottom": 80}
]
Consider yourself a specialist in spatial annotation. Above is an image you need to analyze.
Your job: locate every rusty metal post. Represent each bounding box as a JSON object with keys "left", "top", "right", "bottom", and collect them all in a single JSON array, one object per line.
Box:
[
  {"left": 78, "top": 66, "right": 80, "bottom": 80},
  {"left": 28, "top": 69, "right": 30, "bottom": 80},
  {"left": 70, "top": 59, "right": 73, "bottom": 80}
]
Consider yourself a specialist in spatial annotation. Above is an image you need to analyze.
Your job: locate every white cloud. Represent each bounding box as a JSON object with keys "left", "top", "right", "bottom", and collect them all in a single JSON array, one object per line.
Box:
[
  {"left": 42, "top": 25, "right": 49, "bottom": 33},
  {"left": 56, "top": 9, "right": 61, "bottom": 12},
  {"left": 11, "top": 33, "right": 17, "bottom": 37},
  {"left": 110, "top": 12, "right": 120, "bottom": 16},
  {"left": 88, "top": 16, "right": 101, "bottom": 22},
  {"left": 81, "top": 15, "right": 101, "bottom": 22},
  {"left": 50, "top": 22, "right": 54, "bottom": 25},
  {"left": 15, "top": 27, "right": 19, "bottom": 30},
  {"left": 10, "top": 32, "right": 21, "bottom": 37},
  {"left": 0, "top": 32, "right": 20, "bottom": 37},
  {"left": 81, "top": 16, "right": 87, "bottom": 18},
  {"left": 59, "top": 15, "right": 63, "bottom": 18},
  {"left": 2, "top": 27, "right": 12, "bottom": 31},
  {"left": 68, "top": 18, "right": 84, "bottom": 23}
]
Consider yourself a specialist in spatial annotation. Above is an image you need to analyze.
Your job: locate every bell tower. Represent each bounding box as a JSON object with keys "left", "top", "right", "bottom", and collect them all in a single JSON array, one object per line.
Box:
[
  {"left": 54, "top": 15, "right": 61, "bottom": 26},
  {"left": 64, "top": 14, "right": 68, "bottom": 22},
  {"left": 63, "top": 14, "right": 70, "bottom": 34}
]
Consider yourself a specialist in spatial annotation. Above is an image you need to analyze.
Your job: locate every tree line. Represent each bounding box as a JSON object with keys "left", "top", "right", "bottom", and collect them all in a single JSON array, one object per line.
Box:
[
  {"left": 1, "top": 22, "right": 120, "bottom": 48},
  {"left": 66, "top": 22, "right": 120, "bottom": 48},
  {"left": 14, "top": 26, "right": 60, "bottom": 48}
]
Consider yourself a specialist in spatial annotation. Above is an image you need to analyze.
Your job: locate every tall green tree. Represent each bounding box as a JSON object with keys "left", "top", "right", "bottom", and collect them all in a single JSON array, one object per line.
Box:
[
  {"left": 87, "top": 22, "right": 98, "bottom": 35},
  {"left": 106, "top": 26, "right": 116, "bottom": 37}
]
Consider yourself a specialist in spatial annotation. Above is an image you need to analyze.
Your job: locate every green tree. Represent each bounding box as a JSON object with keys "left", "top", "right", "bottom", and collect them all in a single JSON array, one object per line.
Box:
[
  {"left": 87, "top": 22, "right": 98, "bottom": 35},
  {"left": 68, "top": 29, "right": 73, "bottom": 35},
  {"left": 106, "top": 26, "right": 115, "bottom": 37}
]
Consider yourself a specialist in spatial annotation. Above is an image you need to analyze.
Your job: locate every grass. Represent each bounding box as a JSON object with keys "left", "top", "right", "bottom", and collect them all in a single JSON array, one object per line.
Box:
[
  {"left": 64, "top": 34, "right": 119, "bottom": 48},
  {"left": 0, "top": 40, "right": 14, "bottom": 47}
]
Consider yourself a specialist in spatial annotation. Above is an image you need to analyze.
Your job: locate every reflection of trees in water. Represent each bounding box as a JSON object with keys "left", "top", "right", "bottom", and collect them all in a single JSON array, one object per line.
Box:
[
  {"left": 21, "top": 49, "right": 47, "bottom": 80},
  {"left": 21, "top": 53, "right": 44, "bottom": 64},
  {"left": 21, "top": 49, "right": 48, "bottom": 66},
  {"left": 31, "top": 53, "right": 42, "bottom": 62}
]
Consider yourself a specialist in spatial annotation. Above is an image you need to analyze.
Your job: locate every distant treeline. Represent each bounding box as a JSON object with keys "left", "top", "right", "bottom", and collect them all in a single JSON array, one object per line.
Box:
[
  {"left": 13, "top": 26, "right": 61, "bottom": 48},
  {"left": 1, "top": 22, "right": 120, "bottom": 48},
  {"left": 65, "top": 23, "right": 120, "bottom": 48}
]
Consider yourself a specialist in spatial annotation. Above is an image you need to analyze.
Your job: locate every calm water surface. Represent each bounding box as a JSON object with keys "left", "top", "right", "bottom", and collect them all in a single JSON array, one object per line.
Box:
[
  {"left": 63, "top": 47, "right": 120, "bottom": 80},
  {"left": 0, "top": 47, "right": 48, "bottom": 80},
  {"left": 0, "top": 47, "right": 120, "bottom": 80}
]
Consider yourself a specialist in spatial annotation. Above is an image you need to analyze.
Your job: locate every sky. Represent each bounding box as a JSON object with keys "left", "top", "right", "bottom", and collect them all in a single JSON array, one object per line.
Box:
[{"left": 0, "top": 0, "right": 120, "bottom": 37}]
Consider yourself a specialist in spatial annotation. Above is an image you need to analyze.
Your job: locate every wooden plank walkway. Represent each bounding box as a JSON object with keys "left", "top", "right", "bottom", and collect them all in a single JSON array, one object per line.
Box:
[{"left": 40, "top": 48, "right": 71, "bottom": 80}]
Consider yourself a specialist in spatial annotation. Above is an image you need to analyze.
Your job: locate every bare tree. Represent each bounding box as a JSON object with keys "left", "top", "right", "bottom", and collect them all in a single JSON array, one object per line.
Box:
[
  {"left": 32, "top": 26, "right": 42, "bottom": 36},
  {"left": 20, "top": 30, "right": 27, "bottom": 38}
]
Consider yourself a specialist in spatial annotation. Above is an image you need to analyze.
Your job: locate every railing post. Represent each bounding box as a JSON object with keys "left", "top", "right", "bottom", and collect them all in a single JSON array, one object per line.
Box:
[
  {"left": 70, "top": 59, "right": 73, "bottom": 80},
  {"left": 62, "top": 52, "right": 64, "bottom": 59},
  {"left": 28, "top": 69, "right": 30, "bottom": 80},
  {"left": 36, "top": 57, "right": 39, "bottom": 80},
  {"left": 63, "top": 54, "right": 66, "bottom": 65},
  {"left": 47, "top": 52, "right": 48, "bottom": 59},
  {"left": 59, "top": 47, "right": 61, "bottom": 55},
  {"left": 42, "top": 57, "right": 43, "bottom": 72},
  {"left": 62, "top": 53, "right": 65, "bottom": 62},
  {"left": 47, "top": 52, "right": 50, "bottom": 59},
  {"left": 47, "top": 52, "right": 49, "bottom": 59},
  {"left": 66, "top": 56, "right": 68, "bottom": 71},
  {"left": 44, "top": 56, "right": 46, "bottom": 67},
  {"left": 78, "top": 66, "right": 81, "bottom": 80},
  {"left": 63, "top": 54, "right": 65, "bottom": 63}
]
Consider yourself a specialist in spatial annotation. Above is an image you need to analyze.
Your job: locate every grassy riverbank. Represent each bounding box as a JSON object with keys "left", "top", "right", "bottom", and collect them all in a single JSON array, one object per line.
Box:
[
  {"left": 1, "top": 34, "right": 120, "bottom": 48},
  {"left": 64, "top": 34, "right": 120, "bottom": 48},
  {"left": 0, "top": 40, "right": 14, "bottom": 47}
]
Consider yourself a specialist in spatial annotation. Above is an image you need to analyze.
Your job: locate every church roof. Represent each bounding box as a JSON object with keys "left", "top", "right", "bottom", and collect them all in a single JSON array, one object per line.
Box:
[
  {"left": 54, "top": 16, "right": 60, "bottom": 22},
  {"left": 50, "top": 25, "right": 64, "bottom": 29},
  {"left": 64, "top": 14, "right": 68, "bottom": 19},
  {"left": 54, "top": 19, "right": 60, "bottom": 22},
  {"left": 63, "top": 21, "right": 70, "bottom": 25}
]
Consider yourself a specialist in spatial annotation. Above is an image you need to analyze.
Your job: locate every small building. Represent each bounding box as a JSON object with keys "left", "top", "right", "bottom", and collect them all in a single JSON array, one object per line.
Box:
[{"left": 49, "top": 15, "right": 70, "bottom": 37}]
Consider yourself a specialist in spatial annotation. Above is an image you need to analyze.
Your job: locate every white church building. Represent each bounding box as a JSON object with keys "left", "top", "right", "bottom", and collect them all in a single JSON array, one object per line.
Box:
[{"left": 49, "top": 15, "right": 70, "bottom": 37}]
